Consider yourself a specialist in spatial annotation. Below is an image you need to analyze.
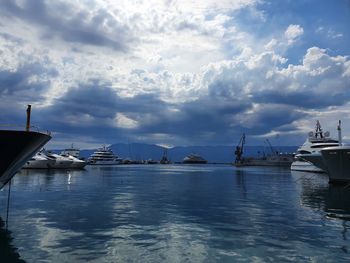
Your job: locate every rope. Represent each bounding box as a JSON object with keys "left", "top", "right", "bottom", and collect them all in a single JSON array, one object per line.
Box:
[{"left": 5, "top": 179, "right": 12, "bottom": 231}]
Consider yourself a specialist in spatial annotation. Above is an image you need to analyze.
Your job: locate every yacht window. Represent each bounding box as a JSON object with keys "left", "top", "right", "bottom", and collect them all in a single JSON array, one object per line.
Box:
[
  {"left": 299, "top": 150, "right": 311, "bottom": 154},
  {"left": 310, "top": 144, "right": 338, "bottom": 148}
]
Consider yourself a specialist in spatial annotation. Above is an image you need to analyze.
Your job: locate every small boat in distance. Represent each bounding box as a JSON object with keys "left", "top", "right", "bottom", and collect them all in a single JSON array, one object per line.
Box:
[
  {"left": 183, "top": 153, "right": 207, "bottom": 164},
  {"left": 88, "top": 146, "right": 123, "bottom": 165},
  {"left": 160, "top": 148, "right": 170, "bottom": 164}
]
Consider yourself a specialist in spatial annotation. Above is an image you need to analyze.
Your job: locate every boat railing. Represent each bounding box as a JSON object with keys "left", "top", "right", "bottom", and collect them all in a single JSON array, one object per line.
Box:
[{"left": 0, "top": 124, "right": 51, "bottom": 135}]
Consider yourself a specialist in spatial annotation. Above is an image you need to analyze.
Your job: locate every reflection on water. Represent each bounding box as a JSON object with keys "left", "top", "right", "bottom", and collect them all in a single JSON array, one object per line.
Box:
[
  {"left": 0, "top": 165, "right": 349, "bottom": 262},
  {"left": 292, "top": 170, "right": 350, "bottom": 220},
  {"left": 0, "top": 217, "right": 25, "bottom": 262}
]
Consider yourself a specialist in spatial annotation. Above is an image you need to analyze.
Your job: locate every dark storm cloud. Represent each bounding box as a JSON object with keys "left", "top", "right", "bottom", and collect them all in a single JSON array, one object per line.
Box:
[
  {"left": 0, "top": 61, "right": 58, "bottom": 125},
  {"left": 242, "top": 104, "right": 304, "bottom": 133},
  {"left": 27, "top": 79, "right": 253, "bottom": 145},
  {"left": 0, "top": 0, "right": 132, "bottom": 51},
  {"left": 254, "top": 89, "right": 349, "bottom": 109},
  {"left": 0, "top": 62, "right": 58, "bottom": 98}
]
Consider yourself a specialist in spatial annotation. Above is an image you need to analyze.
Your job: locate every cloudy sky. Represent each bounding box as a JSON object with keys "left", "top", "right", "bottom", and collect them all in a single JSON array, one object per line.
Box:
[{"left": 1, "top": 0, "right": 349, "bottom": 148}]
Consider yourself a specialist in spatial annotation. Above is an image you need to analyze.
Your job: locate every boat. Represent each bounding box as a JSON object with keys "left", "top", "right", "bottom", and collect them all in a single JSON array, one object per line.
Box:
[
  {"left": 60, "top": 154, "right": 87, "bottom": 169},
  {"left": 291, "top": 120, "right": 339, "bottom": 172},
  {"left": 304, "top": 121, "right": 350, "bottom": 183},
  {"left": 160, "top": 148, "right": 170, "bottom": 164},
  {"left": 295, "top": 120, "right": 350, "bottom": 183},
  {"left": 236, "top": 154, "right": 294, "bottom": 167},
  {"left": 61, "top": 144, "right": 80, "bottom": 158},
  {"left": 44, "top": 151, "right": 74, "bottom": 169},
  {"left": 22, "top": 151, "right": 56, "bottom": 169},
  {"left": 60, "top": 144, "right": 86, "bottom": 169},
  {"left": 320, "top": 146, "right": 350, "bottom": 184},
  {"left": 0, "top": 105, "right": 51, "bottom": 189},
  {"left": 88, "top": 146, "right": 123, "bottom": 165},
  {"left": 234, "top": 134, "right": 294, "bottom": 167},
  {"left": 146, "top": 159, "right": 158, "bottom": 164},
  {"left": 183, "top": 153, "right": 207, "bottom": 164}
]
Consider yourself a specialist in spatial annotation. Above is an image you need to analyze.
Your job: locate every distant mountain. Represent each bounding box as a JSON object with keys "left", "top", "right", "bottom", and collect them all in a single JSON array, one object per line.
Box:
[{"left": 79, "top": 143, "right": 297, "bottom": 164}]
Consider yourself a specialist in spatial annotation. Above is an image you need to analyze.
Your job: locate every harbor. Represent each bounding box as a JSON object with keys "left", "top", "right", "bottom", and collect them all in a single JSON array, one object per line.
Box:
[
  {"left": 1, "top": 0, "right": 350, "bottom": 262},
  {"left": 1, "top": 165, "right": 349, "bottom": 262}
]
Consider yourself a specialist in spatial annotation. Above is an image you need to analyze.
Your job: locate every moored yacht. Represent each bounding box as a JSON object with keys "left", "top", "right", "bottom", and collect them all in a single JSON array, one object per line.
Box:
[
  {"left": 291, "top": 121, "right": 339, "bottom": 173},
  {"left": 44, "top": 151, "right": 74, "bottom": 169},
  {"left": 60, "top": 154, "right": 87, "bottom": 169},
  {"left": 307, "top": 120, "right": 350, "bottom": 183},
  {"left": 23, "top": 152, "right": 56, "bottom": 169},
  {"left": 0, "top": 105, "right": 51, "bottom": 189},
  {"left": 320, "top": 146, "right": 350, "bottom": 183},
  {"left": 61, "top": 144, "right": 80, "bottom": 158},
  {"left": 88, "top": 146, "right": 123, "bottom": 165},
  {"left": 183, "top": 153, "right": 207, "bottom": 164}
]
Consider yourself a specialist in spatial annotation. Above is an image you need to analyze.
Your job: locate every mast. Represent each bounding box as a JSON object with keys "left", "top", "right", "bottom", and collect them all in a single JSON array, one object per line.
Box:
[
  {"left": 338, "top": 120, "right": 342, "bottom": 146},
  {"left": 25, "top": 104, "right": 31, "bottom": 132},
  {"left": 315, "top": 120, "right": 323, "bottom": 138}
]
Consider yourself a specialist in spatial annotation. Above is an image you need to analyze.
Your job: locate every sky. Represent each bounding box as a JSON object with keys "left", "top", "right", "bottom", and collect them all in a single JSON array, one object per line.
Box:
[{"left": 0, "top": 0, "right": 350, "bottom": 149}]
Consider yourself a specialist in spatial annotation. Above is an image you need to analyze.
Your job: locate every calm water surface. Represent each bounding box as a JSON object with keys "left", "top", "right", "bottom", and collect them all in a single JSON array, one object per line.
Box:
[{"left": 0, "top": 165, "right": 350, "bottom": 262}]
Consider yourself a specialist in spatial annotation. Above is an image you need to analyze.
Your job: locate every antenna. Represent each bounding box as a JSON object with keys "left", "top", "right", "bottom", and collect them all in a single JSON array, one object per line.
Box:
[{"left": 315, "top": 120, "right": 323, "bottom": 138}]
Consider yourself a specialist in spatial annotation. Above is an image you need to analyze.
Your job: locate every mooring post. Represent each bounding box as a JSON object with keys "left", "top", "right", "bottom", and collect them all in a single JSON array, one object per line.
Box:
[{"left": 26, "top": 104, "right": 31, "bottom": 132}]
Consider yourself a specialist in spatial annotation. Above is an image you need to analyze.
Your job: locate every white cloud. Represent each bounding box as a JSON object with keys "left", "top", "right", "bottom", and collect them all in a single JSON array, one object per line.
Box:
[
  {"left": 1, "top": 0, "right": 350, "bottom": 147},
  {"left": 284, "top": 24, "right": 304, "bottom": 45},
  {"left": 316, "top": 26, "right": 343, "bottom": 39},
  {"left": 114, "top": 113, "right": 139, "bottom": 129}
]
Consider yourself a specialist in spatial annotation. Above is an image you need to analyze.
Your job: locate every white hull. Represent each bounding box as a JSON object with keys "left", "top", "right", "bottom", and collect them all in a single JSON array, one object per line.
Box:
[
  {"left": 88, "top": 160, "right": 123, "bottom": 165},
  {"left": 290, "top": 160, "right": 324, "bottom": 173},
  {"left": 51, "top": 159, "right": 74, "bottom": 169},
  {"left": 23, "top": 159, "right": 56, "bottom": 169},
  {"left": 69, "top": 161, "right": 87, "bottom": 169}
]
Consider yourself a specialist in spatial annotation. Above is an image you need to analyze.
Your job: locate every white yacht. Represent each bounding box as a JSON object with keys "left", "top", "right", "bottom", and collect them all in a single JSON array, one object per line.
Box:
[
  {"left": 60, "top": 154, "right": 87, "bottom": 169},
  {"left": 45, "top": 151, "right": 74, "bottom": 169},
  {"left": 61, "top": 144, "right": 80, "bottom": 158},
  {"left": 60, "top": 144, "right": 86, "bottom": 169},
  {"left": 183, "top": 153, "right": 207, "bottom": 164},
  {"left": 305, "top": 121, "right": 350, "bottom": 183},
  {"left": 22, "top": 152, "right": 56, "bottom": 169},
  {"left": 291, "top": 121, "right": 339, "bottom": 173},
  {"left": 88, "top": 146, "right": 123, "bottom": 165}
]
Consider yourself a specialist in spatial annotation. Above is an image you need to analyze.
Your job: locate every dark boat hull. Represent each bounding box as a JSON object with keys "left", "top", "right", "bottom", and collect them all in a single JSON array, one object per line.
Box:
[
  {"left": 234, "top": 156, "right": 293, "bottom": 167},
  {"left": 0, "top": 130, "right": 51, "bottom": 189},
  {"left": 183, "top": 160, "right": 207, "bottom": 164},
  {"left": 321, "top": 146, "right": 350, "bottom": 184}
]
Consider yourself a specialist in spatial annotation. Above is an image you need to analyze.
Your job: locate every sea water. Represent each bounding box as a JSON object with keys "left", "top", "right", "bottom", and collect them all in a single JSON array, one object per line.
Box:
[{"left": 0, "top": 165, "right": 349, "bottom": 262}]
